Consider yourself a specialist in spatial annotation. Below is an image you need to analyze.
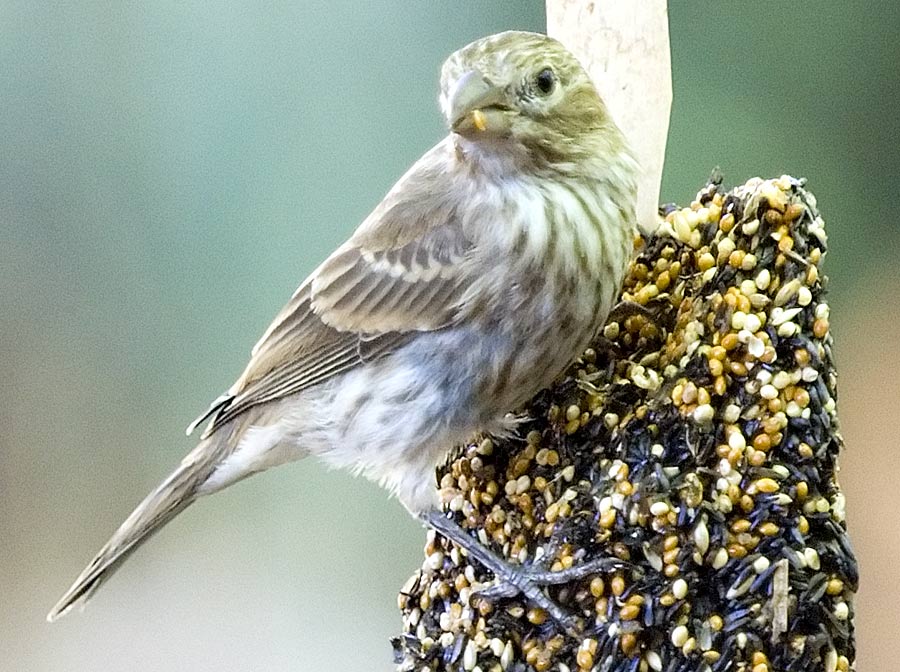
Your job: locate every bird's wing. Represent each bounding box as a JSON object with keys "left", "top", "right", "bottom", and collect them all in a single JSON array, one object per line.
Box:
[{"left": 190, "top": 141, "right": 473, "bottom": 435}]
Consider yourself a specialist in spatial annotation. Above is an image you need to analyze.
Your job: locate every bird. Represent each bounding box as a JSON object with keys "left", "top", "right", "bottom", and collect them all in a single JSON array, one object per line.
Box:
[{"left": 47, "top": 30, "right": 638, "bottom": 628}]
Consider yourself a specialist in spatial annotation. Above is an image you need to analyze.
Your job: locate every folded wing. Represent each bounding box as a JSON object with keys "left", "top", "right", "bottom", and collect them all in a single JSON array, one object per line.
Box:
[{"left": 191, "top": 141, "right": 473, "bottom": 436}]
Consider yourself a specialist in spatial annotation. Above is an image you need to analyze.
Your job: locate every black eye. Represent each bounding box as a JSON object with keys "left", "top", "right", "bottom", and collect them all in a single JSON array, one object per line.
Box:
[{"left": 535, "top": 68, "right": 556, "bottom": 95}]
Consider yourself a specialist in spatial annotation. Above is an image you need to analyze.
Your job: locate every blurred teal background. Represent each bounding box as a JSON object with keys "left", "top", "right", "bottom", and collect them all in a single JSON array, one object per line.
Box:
[{"left": 2, "top": 2, "right": 898, "bottom": 670}]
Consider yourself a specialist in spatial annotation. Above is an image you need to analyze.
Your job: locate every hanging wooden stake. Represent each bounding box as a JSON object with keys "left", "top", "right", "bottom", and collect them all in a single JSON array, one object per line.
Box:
[{"left": 547, "top": 1, "right": 672, "bottom": 234}]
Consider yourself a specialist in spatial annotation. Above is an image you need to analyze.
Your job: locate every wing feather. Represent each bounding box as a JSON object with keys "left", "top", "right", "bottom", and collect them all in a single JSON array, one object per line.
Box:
[
  {"left": 310, "top": 221, "right": 470, "bottom": 334},
  {"left": 191, "top": 139, "right": 475, "bottom": 436}
]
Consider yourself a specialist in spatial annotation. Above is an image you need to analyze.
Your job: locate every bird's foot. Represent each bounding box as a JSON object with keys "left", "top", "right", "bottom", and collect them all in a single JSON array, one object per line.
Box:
[
  {"left": 606, "top": 298, "right": 656, "bottom": 323},
  {"left": 473, "top": 556, "right": 626, "bottom": 634},
  {"left": 421, "top": 510, "right": 619, "bottom": 636}
]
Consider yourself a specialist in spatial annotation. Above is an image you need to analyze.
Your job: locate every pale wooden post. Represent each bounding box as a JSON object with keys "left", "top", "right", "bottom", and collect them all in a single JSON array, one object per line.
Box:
[{"left": 547, "top": 1, "right": 671, "bottom": 234}]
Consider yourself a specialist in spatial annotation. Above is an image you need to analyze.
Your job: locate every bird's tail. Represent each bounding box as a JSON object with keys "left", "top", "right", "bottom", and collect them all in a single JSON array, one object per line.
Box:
[{"left": 46, "top": 437, "right": 223, "bottom": 622}]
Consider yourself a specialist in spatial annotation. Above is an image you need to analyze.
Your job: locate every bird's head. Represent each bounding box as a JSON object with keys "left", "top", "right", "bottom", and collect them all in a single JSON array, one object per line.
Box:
[{"left": 440, "top": 31, "right": 620, "bottom": 166}]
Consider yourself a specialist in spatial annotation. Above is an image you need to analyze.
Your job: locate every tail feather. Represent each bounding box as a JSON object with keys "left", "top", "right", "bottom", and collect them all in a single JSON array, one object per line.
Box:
[{"left": 47, "top": 439, "right": 222, "bottom": 622}]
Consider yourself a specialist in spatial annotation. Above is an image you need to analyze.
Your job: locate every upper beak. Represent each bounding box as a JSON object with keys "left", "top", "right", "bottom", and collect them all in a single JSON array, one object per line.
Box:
[{"left": 448, "top": 70, "right": 510, "bottom": 135}]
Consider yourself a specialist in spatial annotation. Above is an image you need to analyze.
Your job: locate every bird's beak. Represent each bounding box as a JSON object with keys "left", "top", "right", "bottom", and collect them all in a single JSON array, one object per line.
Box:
[{"left": 448, "top": 70, "right": 511, "bottom": 137}]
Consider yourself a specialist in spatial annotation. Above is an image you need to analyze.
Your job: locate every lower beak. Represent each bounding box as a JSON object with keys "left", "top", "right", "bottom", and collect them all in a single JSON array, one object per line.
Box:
[{"left": 448, "top": 70, "right": 510, "bottom": 136}]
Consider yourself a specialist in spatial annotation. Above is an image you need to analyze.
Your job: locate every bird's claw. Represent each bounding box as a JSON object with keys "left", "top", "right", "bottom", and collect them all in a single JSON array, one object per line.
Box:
[
  {"left": 473, "top": 567, "right": 581, "bottom": 634},
  {"left": 606, "top": 298, "right": 656, "bottom": 323},
  {"left": 474, "top": 582, "right": 520, "bottom": 601},
  {"left": 422, "top": 511, "right": 623, "bottom": 637},
  {"left": 473, "top": 557, "right": 626, "bottom": 635}
]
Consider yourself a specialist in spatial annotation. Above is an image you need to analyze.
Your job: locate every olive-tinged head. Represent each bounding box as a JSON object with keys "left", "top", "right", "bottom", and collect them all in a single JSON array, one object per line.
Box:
[{"left": 439, "top": 31, "right": 614, "bottom": 160}]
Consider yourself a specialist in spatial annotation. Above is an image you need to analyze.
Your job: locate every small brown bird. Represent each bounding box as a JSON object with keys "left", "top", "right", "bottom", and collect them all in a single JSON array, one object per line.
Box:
[{"left": 48, "top": 31, "right": 637, "bottom": 627}]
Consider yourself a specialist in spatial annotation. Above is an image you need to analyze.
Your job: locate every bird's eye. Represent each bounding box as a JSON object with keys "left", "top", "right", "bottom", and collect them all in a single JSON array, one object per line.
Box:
[{"left": 535, "top": 68, "right": 556, "bottom": 95}]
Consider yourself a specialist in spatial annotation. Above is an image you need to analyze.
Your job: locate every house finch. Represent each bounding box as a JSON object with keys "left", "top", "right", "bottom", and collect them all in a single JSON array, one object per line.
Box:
[{"left": 48, "top": 30, "right": 637, "bottom": 628}]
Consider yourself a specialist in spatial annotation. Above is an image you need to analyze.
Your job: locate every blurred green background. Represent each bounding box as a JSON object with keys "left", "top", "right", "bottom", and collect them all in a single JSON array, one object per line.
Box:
[{"left": 2, "top": 2, "right": 898, "bottom": 670}]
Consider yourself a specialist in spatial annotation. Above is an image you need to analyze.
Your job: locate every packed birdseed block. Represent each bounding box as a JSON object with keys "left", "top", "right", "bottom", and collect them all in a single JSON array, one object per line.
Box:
[{"left": 393, "top": 176, "right": 857, "bottom": 672}]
